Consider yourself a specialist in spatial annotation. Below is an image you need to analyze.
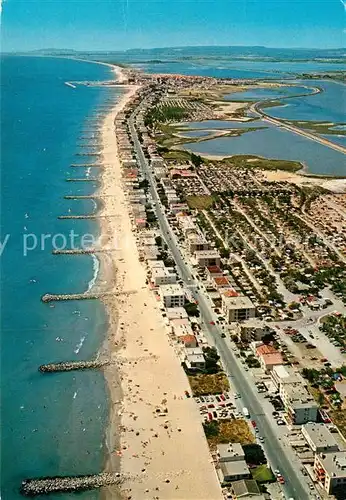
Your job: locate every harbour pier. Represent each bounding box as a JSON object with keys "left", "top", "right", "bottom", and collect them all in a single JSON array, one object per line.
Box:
[
  {"left": 20, "top": 473, "right": 121, "bottom": 496},
  {"left": 39, "top": 359, "right": 109, "bottom": 373}
]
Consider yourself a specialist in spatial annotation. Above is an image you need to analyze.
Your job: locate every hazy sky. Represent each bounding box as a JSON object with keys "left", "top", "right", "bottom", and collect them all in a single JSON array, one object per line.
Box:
[{"left": 1, "top": 0, "right": 345, "bottom": 52}]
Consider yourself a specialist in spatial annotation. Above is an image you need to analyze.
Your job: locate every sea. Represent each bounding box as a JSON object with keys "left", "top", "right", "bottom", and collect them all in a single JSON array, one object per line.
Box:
[{"left": 1, "top": 56, "right": 123, "bottom": 499}]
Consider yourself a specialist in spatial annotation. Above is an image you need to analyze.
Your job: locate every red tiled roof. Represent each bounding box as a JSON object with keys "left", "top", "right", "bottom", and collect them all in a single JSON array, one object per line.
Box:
[
  {"left": 180, "top": 335, "right": 197, "bottom": 344},
  {"left": 206, "top": 265, "right": 222, "bottom": 274},
  {"left": 223, "top": 288, "right": 239, "bottom": 297},
  {"left": 261, "top": 353, "right": 284, "bottom": 366},
  {"left": 256, "top": 344, "right": 277, "bottom": 356}
]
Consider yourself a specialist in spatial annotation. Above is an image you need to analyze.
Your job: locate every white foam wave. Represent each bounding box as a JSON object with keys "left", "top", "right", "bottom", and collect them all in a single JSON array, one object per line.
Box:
[
  {"left": 74, "top": 336, "right": 86, "bottom": 354},
  {"left": 87, "top": 254, "right": 100, "bottom": 292}
]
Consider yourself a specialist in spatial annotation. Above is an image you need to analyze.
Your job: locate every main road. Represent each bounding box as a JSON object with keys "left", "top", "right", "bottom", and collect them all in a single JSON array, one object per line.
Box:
[
  {"left": 251, "top": 101, "right": 346, "bottom": 156},
  {"left": 129, "top": 111, "right": 315, "bottom": 500}
]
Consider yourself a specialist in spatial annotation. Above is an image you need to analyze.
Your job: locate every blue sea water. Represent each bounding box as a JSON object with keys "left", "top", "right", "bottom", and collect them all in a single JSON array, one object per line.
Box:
[{"left": 1, "top": 56, "right": 122, "bottom": 499}]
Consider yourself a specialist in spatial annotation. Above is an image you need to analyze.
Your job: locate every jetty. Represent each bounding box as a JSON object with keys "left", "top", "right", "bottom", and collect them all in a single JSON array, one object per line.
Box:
[
  {"left": 41, "top": 292, "right": 109, "bottom": 303},
  {"left": 20, "top": 473, "right": 121, "bottom": 496},
  {"left": 75, "top": 152, "right": 101, "bottom": 157},
  {"left": 70, "top": 163, "right": 103, "bottom": 168},
  {"left": 52, "top": 248, "right": 112, "bottom": 255},
  {"left": 64, "top": 195, "right": 112, "bottom": 199},
  {"left": 65, "top": 178, "right": 99, "bottom": 182},
  {"left": 39, "top": 360, "right": 109, "bottom": 373},
  {"left": 58, "top": 214, "right": 117, "bottom": 220},
  {"left": 41, "top": 290, "right": 135, "bottom": 303}
]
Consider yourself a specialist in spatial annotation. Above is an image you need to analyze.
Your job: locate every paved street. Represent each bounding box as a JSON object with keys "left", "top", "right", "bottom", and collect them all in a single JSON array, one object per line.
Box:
[{"left": 129, "top": 112, "right": 318, "bottom": 500}]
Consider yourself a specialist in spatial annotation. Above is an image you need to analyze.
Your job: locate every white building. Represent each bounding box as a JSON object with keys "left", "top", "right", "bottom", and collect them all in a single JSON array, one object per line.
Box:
[
  {"left": 187, "top": 233, "right": 210, "bottom": 254},
  {"left": 302, "top": 423, "right": 339, "bottom": 454},
  {"left": 314, "top": 451, "right": 346, "bottom": 494},
  {"left": 280, "top": 381, "right": 318, "bottom": 424},
  {"left": 151, "top": 267, "right": 177, "bottom": 286},
  {"left": 159, "top": 284, "right": 185, "bottom": 308},
  {"left": 222, "top": 293, "right": 256, "bottom": 323},
  {"left": 217, "top": 443, "right": 245, "bottom": 463},
  {"left": 185, "top": 347, "right": 205, "bottom": 369},
  {"left": 194, "top": 250, "right": 221, "bottom": 268}
]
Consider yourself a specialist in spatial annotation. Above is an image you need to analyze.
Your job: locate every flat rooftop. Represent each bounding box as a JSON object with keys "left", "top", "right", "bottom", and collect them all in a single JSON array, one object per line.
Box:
[
  {"left": 222, "top": 294, "right": 255, "bottom": 310},
  {"left": 159, "top": 284, "right": 185, "bottom": 296},
  {"left": 317, "top": 451, "right": 346, "bottom": 478},
  {"left": 302, "top": 423, "right": 339, "bottom": 450}
]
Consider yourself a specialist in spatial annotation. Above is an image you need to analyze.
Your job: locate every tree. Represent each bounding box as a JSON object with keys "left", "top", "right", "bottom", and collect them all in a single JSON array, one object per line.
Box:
[
  {"left": 191, "top": 153, "right": 203, "bottom": 168},
  {"left": 184, "top": 301, "right": 200, "bottom": 317},
  {"left": 243, "top": 444, "right": 266, "bottom": 465},
  {"left": 155, "top": 235, "right": 162, "bottom": 247}
]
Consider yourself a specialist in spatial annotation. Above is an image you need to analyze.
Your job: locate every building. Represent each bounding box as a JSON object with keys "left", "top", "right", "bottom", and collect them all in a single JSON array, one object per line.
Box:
[
  {"left": 238, "top": 321, "right": 273, "bottom": 342},
  {"left": 159, "top": 284, "right": 185, "bottom": 308},
  {"left": 255, "top": 345, "right": 284, "bottom": 371},
  {"left": 194, "top": 250, "right": 221, "bottom": 268},
  {"left": 280, "top": 381, "right": 318, "bottom": 424},
  {"left": 143, "top": 246, "right": 159, "bottom": 261},
  {"left": 187, "top": 233, "right": 210, "bottom": 254},
  {"left": 179, "top": 334, "right": 197, "bottom": 348},
  {"left": 314, "top": 451, "right": 346, "bottom": 494},
  {"left": 217, "top": 443, "right": 245, "bottom": 463},
  {"left": 260, "top": 353, "right": 284, "bottom": 372},
  {"left": 206, "top": 265, "right": 223, "bottom": 282},
  {"left": 271, "top": 364, "right": 301, "bottom": 389},
  {"left": 231, "top": 479, "right": 265, "bottom": 499},
  {"left": 151, "top": 267, "right": 177, "bottom": 286},
  {"left": 166, "top": 307, "right": 188, "bottom": 320},
  {"left": 219, "top": 461, "right": 251, "bottom": 484},
  {"left": 222, "top": 294, "right": 256, "bottom": 323},
  {"left": 212, "top": 276, "right": 233, "bottom": 291},
  {"left": 185, "top": 347, "right": 205, "bottom": 369},
  {"left": 147, "top": 260, "right": 165, "bottom": 271},
  {"left": 302, "top": 423, "right": 339, "bottom": 454},
  {"left": 172, "top": 322, "right": 194, "bottom": 339},
  {"left": 178, "top": 215, "right": 196, "bottom": 238}
]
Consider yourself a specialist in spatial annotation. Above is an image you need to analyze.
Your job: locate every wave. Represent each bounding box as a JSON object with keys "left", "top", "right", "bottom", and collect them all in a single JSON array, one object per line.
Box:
[
  {"left": 74, "top": 335, "right": 86, "bottom": 354},
  {"left": 87, "top": 254, "right": 100, "bottom": 292}
]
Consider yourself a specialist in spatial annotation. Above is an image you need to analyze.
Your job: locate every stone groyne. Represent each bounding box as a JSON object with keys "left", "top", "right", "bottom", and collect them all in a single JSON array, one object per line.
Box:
[
  {"left": 39, "top": 360, "right": 109, "bottom": 373},
  {"left": 20, "top": 473, "right": 121, "bottom": 496}
]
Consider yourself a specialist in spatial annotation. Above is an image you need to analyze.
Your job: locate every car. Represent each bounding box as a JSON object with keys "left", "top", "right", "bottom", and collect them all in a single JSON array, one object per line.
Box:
[
  {"left": 207, "top": 412, "right": 213, "bottom": 421},
  {"left": 209, "top": 321, "right": 215, "bottom": 325},
  {"left": 278, "top": 476, "right": 285, "bottom": 484},
  {"left": 277, "top": 419, "right": 285, "bottom": 425},
  {"left": 200, "top": 396, "right": 205, "bottom": 402},
  {"left": 309, "top": 484, "right": 315, "bottom": 490},
  {"left": 185, "top": 391, "right": 190, "bottom": 398},
  {"left": 274, "top": 469, "right": 280, "bottom": 476},
  {"left": 251, "top": 420, "right": 257, "bottom": 428},
  {"left": 212, "top": 411, "right": 218, "bottom": 418},
  {"left": 259, "top": 436, "right": 265, "bottom": 442},
  {"left": 208, "top": 404, "right": 215, "bottom": 408}
]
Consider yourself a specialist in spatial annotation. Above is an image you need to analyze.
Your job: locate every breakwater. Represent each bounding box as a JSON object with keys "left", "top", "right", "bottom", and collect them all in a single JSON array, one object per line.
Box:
[
  {"left": 52, "top": 248, "right": 112, "bottom": 255},
  {"left": 41, "top": 290, "right": 135, "bottom": 302},
  {"left": 39, "top": 360, "right": 109, "bottom": 373},
  {"left": 65, "top": 178, "right": 99, "bottom": 182},
  {"left": 41, "top": 292, "right": 109, "bottom": 303},
  {"left": 20, "top": 473, "right": 121, "bottom": 496},
  {"left": 58, "top": 214, "right": 117, "bottom": 219},
  {"left": 70, "top": 163, "right": 103, "bottom": 168}
]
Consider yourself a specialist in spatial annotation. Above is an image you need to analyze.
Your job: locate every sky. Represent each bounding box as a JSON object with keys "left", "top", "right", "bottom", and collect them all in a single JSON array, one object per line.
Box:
[{"left": 1, "top": 0, "right": 345, "bottom": 52}]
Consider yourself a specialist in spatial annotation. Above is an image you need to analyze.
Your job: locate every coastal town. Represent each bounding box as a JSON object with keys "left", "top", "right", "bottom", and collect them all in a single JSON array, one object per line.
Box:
[
  {"left": 65, "top": 66, "right": 346, "bottom": 500},
  {"left": 22, "top": 66, "right": 346, "bottom": 500}
]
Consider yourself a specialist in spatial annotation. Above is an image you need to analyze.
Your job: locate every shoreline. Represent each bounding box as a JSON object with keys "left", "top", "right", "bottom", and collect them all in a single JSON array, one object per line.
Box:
[{"left": 96, "top": 67, "right": 223, "bottom": 499}]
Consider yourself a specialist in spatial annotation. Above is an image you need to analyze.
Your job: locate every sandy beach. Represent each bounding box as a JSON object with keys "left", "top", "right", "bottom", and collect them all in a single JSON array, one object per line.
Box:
[{"left": 98, "top": 67, "right": 223, "bottom": 499}]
